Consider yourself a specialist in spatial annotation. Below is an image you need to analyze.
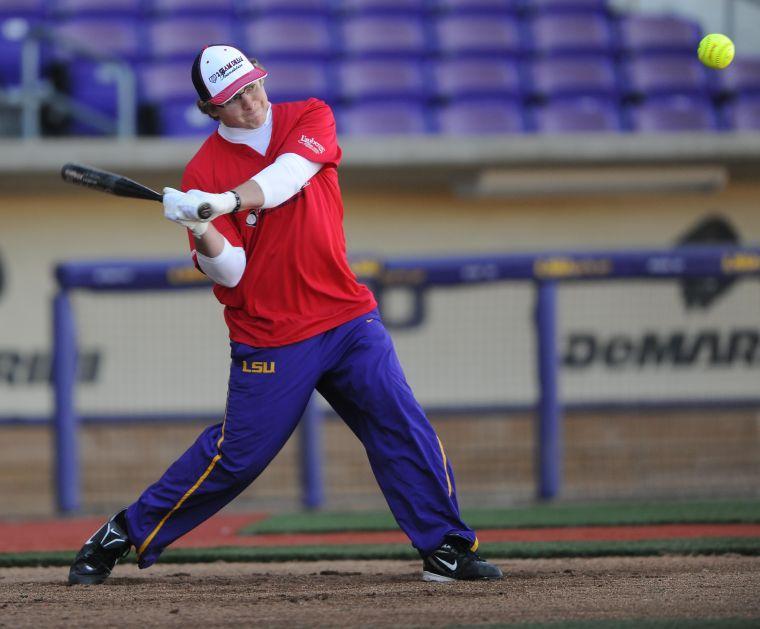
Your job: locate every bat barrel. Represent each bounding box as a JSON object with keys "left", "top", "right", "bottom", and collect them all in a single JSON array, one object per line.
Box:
[{"left": 61, "top": 162, "right": 162, "bottom": 202}]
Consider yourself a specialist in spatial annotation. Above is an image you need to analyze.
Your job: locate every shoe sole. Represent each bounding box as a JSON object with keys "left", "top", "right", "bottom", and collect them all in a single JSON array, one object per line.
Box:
[
  {"left": 422, "top": 570, "right": 504, "bottom": 582},
  {"left": 422, "top": 570, "right": 455, "bottom": 582},
  {"left": 68, "top": 571, "right": 110, "bottom": 585}
]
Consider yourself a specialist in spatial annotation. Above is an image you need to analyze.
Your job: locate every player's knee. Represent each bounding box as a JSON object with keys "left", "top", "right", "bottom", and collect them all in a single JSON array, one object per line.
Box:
[{"left": 219, "top": 459, "right": 262, "bottom": 484}]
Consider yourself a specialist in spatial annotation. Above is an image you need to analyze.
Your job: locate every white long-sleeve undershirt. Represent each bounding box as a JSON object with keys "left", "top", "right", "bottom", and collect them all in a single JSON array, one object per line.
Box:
[
  {"left": 196, "top": 237, "right": 246, "bottom": 287},
  {"left": 252, "top": 153, "right": 323, "bottom": 208}
]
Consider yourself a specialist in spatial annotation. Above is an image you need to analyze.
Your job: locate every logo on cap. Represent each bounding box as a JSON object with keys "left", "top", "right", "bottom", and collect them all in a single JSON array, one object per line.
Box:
[
  {"left": 192, "top": 45, "right": 267, "bottom": 104},
  {"left": 208, "top": 56, "right": 245, "bottom": 84}
]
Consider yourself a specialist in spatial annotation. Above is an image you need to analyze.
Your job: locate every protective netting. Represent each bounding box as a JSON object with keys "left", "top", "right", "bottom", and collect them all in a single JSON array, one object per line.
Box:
[{"left": 23, "top": 275, "right": 760, "bottom": 514}]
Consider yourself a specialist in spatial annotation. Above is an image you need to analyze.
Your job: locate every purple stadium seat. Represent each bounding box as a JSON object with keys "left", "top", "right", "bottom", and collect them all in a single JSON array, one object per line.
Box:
[
  {"left": 241, "top": 16, "right": 334, "bottom": 60},
  {"left": 715, "top": 56, "right": 760, "bottom": 96},
  {"left": 529, "top": 0, "right": 609, "bottom": 11},
  {"left": 52, "top": 17, "right": 143, "bottom": 60},
  {"left": 340, "top": 15, "right": 428, "bottom": 56},
  {"left": 236, "top": 0, "right": 331, "bottom": 13},
  {"left": 335, "top": 0, "right": 427, "bottom": 11},
  {"left": 136, "top": 60, "right": 197, "bottom": 104},
  {"left": 434, "top": 14, "right": 521, "bottom": 56},
  {"left": 435, "top": 99, "right": 524, "bottom": 134},
  {"left": 723, "top": 96, "right": 760, "bottom": 131},
  {"left": 529, "top": 13, "right": 614, "bottom": 55},
  {"left": 50, "top": 0, "right": 141, "bottom": 14},
  {"left": 65, "top": 59, "right": 137, "bottom": 135},
  {"left": 618, "top": 14, "right": 701, "bottom": 54},
  {"left": 529, "top": 56, "right": 617, "bottom": 99},
  {"left": 145, "top": 0, "right": 236, "bottom": 13},
  {"left": 337, "top": 58, "right": 426, "bottom": 101},
  {"left": 629, "top": 96, "right": 717, "bottom": 132},
  {"left": 261, "top": 59, "right": 333, "bottom": 102},
  {"left": 146, "top": 17, "right": 236, "bottom": 60},
  {"left": 0, "top": 0, "right": 45, "bottom": 14},
  {"left": 338, "top": 101, "right": 429, "bottom": 135},
  {"left": 533, "top": 97, "right": 621, "bottom": 132},
  {"left": 430, "top": 0, "right": 520, "bottom": 12},
  {"left": 159, "top": 100, "right": 218, "bottom": 136},
  {"left": 624, "top": 55, "right": 708, "bottom": 97},
  {"left": 0, "top": 44, "right": 21, "bottom": 87},
  {"left": 431, "top": 57, "right": 521, "bottom": 99}
]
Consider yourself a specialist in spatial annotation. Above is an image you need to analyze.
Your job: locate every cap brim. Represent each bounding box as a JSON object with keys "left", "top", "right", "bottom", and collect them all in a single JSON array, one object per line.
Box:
[{"left": 209, "top": 67, "right": 268, "bottom": 105}]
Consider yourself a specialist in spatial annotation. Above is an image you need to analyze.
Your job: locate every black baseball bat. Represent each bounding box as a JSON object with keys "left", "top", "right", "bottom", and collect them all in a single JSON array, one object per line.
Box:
[{"left": 60, "top": 163, "right": 213, "bottom": 219}]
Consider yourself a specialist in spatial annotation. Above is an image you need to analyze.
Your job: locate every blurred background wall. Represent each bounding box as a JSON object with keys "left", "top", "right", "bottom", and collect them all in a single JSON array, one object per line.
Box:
[{"left": 1, "top": 0, "right": 759, "bottom": 517}]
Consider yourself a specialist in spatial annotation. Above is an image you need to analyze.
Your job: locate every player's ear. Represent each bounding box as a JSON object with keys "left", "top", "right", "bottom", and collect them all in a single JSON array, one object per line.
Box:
[
  {"left": 196, "top": 99, "right": 220, "bottom": 120},
  {"left": 250, "top": 57, "right": 266, "bottom": 86}
]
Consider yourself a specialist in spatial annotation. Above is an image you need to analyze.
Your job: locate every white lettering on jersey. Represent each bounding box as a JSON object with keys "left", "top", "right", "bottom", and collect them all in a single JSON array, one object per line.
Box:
[{"left": 298, "top": 135, "right": 325, "bottom": 155}]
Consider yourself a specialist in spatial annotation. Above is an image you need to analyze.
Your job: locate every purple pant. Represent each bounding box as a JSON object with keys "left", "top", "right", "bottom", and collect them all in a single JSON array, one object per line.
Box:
[{"left": 125, "top": 309, "right": 474, "bottom": 568}]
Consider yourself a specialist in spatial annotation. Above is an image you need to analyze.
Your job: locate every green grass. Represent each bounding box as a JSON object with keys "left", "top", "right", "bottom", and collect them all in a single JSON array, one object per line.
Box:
[
  {"left": 4, "top": 536, "right": 759, "bottom": 568},
  {"left": 241, "top": 499, "right": 760, "bottom": 535}
]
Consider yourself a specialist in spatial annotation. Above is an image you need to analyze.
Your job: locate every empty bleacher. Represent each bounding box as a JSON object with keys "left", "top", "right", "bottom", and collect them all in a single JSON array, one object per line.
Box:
[{"left": 1, "top": 0, "right": 758, "bottom": 136}]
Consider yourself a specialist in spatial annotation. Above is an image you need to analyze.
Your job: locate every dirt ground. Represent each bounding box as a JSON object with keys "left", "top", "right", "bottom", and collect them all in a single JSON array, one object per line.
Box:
[{"left": 0, "top": 556, "right": 758, "bottom": 628}]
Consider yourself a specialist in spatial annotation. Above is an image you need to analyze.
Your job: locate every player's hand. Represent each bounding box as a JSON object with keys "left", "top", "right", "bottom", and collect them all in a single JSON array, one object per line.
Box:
[
  {"left": 163, "top": 188, "right": 236, "bottom": 221},
  {"left": 162, "top": 187, "right": 212, "bottom": 237},
  {"left": 186, "top": 189, "right": 238, "bottom": 216}
]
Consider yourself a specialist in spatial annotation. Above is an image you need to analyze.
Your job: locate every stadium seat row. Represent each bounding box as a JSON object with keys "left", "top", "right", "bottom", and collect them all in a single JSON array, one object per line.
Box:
[
  {"left": 248, "top": 56, "right": 759, "bottom": 102},
  {"left": 1, "top": 12, "right": 742, "bottom": 96},
  {"left": 1, "top": 0, "right": 616, "bottom": 18},
  {"left": 65, "top": 55, "right": 760, "bottom": 112},
  {"left": 3, "top": 1, "right": 758, "bottom": 136},
  {"left": 1, "top": 13, "right": 706, "bottom": 65},
  {"left": 151, "top": 96, "right": 760, "bottom": 137}
]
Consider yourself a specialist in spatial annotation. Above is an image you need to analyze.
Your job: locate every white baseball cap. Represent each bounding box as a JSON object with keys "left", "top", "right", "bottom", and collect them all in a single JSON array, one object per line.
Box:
[{"left": 191, "top": 45, "right": 268, "bottom": 105}]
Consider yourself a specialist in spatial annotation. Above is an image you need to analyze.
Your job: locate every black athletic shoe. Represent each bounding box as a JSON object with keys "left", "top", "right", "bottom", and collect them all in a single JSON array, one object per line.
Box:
[
  {"left": 422, "top": 536, "right": 503, "bottom": 582},
  {"left": 68, "top": 509, "right": 132, "bottom": 585}
]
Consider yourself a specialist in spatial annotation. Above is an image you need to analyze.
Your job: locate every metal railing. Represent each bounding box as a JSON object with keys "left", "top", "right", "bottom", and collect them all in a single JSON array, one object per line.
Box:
[{"left": 1, "top": 18, "right": 136, "bottom": 138}]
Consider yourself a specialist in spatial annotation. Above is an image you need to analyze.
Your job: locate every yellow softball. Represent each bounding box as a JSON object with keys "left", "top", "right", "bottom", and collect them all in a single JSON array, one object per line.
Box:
[{"left": 698, "top": 33, "right": 735, "bottom": 69}]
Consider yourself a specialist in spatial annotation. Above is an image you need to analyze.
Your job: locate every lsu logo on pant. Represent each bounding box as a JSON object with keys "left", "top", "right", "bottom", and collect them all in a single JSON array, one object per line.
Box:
[{"left": 242, "top": 360, "right": 275, "bottom": 374}]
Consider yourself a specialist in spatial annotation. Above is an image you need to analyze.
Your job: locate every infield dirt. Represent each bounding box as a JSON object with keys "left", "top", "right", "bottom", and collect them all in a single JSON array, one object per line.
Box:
[{"left": 1, "top": 556, "right": 758, "bottom": 628}]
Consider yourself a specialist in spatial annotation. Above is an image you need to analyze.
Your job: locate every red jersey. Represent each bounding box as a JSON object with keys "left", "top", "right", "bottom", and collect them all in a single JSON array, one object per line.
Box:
[{"left": 182, "top": 98, "right": 377, "bottom": 347}]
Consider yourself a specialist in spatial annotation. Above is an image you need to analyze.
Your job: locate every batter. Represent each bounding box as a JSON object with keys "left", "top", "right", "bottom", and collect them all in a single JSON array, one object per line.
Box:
[{"left": 68, "top": 45, "right": 502, "bottom": 585}]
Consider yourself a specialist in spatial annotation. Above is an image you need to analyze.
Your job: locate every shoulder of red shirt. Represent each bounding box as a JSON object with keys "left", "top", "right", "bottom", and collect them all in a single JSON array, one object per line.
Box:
[
  {"left": 273, "top": 97, "right": 333, "bottom": 118},
  {"left": 181, "top": 133, "right": 220, "bottom": 192},
  {"left": 182, "top": 98, "right": 337, "bottom": 191}
]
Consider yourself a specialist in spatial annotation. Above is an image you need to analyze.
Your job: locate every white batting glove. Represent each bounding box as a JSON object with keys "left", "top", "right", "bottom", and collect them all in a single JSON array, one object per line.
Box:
[
  {"left": 163, "top": 187, "right": 237, "bottom": 229},
  {"left": 162, "top": 188, "right": 208, "bottom": 236},
  {"left": 186, "top": 189, "right": 238, "bottom": 215},
  {"left": 175, "top": 216, "right": 209, "bottom": 237}
]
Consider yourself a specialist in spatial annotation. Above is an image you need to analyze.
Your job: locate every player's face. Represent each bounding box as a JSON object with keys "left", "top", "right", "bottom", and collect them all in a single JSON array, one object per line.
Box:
[{"left": 216, "top": 80, "right": 269, "bottom": 129}]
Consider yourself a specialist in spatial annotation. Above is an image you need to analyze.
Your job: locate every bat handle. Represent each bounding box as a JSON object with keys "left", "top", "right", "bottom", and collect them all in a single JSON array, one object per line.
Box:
[{"left": 197, "top": 203, "right": 213, "bottom": 220}]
